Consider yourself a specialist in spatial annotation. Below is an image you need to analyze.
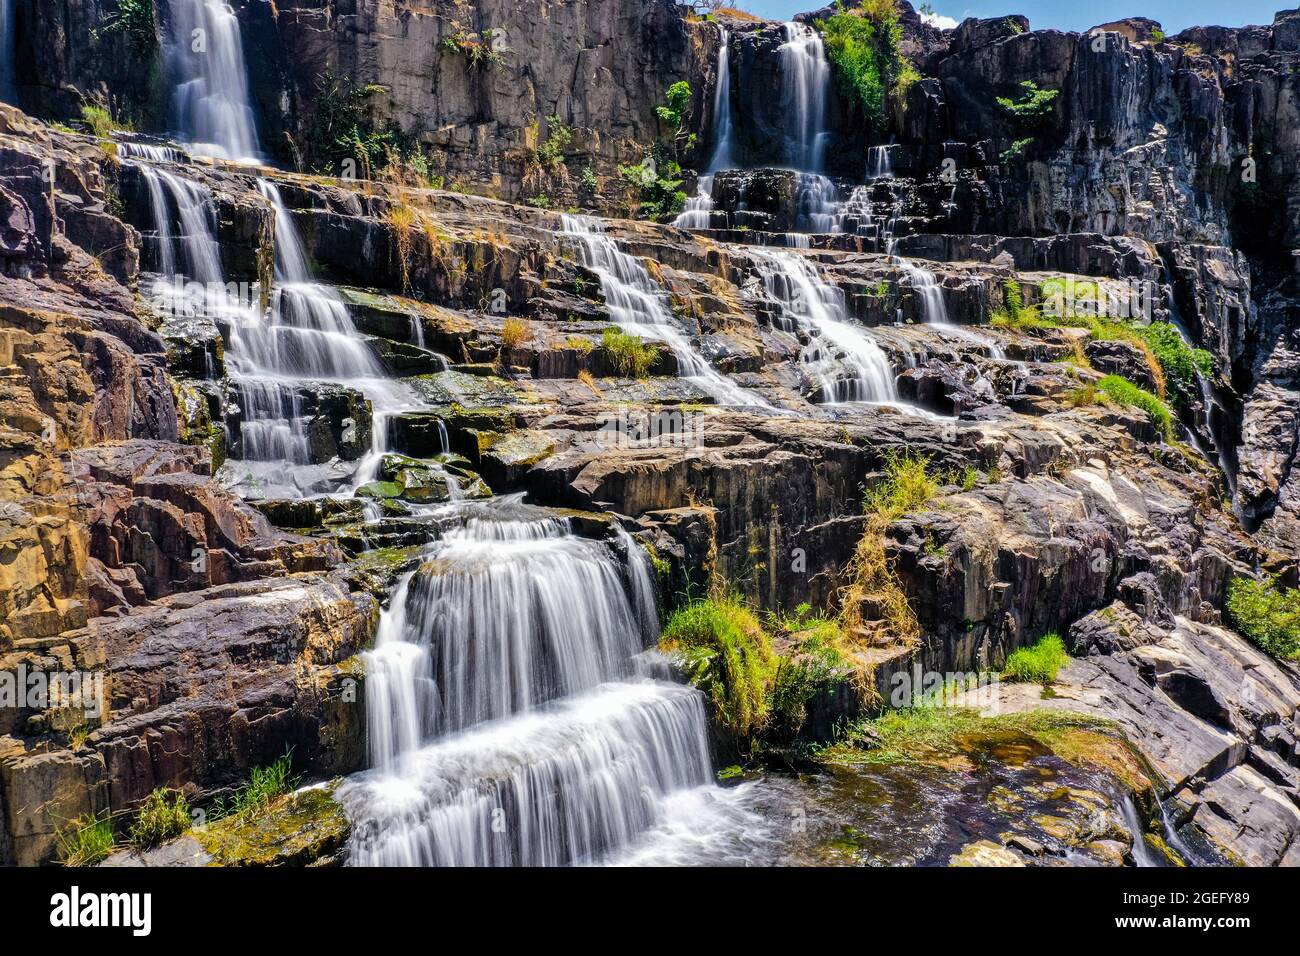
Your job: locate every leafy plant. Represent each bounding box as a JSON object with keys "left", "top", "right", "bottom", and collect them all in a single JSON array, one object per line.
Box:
[
  {"left": 656, "top": 81, "right": 693, "bottom": 131},
  {"left": 128, "top": 788, "right": 190, "bottom": 849},
  {"left": 618, "top": 146, "right": 687, "bottom": 219},
  {"left": 818, "top": 0, "right": 912, "bottom": 134},
  {"left": 1002, "top": 632, "right": 1069, "bottom": 684},
  {"left": 995, "top": 80, "right": 1059, "bottom": 160},
  {"left": 862, "top": 450, "right": 940, "bottom": 521},
  {"left": 302, "top": 71, "right": 402, "bottom": 175},
  {"left": 1225, "top": 576, "right": 1300, "bottom": 661},
  {"left": 601, "top": 327, "right": 659, "bottom": 378},
  {"left": 93, "top": 0, "right": 157, "bottom": 57},
  {"left": 80, "top": 104, "right": 130, "bottom": 140},
  {"left": 440, "top": 29, "right": 505, "bottom": 69},
  {"left": 996, "top": 80, "right": 1059, "bottom": 133},
  {"left": 534, "top": 114, "right": 574, "bottom": 171}
]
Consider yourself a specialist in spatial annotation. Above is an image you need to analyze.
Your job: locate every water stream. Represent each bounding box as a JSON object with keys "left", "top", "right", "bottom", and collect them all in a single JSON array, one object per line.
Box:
[
  {"left": 560, "top": 213, "right": 767, "bottom": 407},
  {"left": 165, "top": 0, "right": 261, "bottom": 161}
]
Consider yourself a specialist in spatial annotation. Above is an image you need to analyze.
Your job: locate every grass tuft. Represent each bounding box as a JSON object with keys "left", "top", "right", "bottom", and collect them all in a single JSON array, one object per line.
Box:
[
  {"left": 601, "top": 327, "right": 659, "bottom": 378},
  {"left": 839, "top": 452, "right": 939, "bottom": 644},
  {"left": 128, "top": 788, "right": 191, "bottom": 849},
  {"left": 660, "top": 594, "right": 776, "bottom": 737},
  {"left": 1097, "top": 374, "right": 1174, "bottom": 441},
  {"left": 1002, "top": 632, "right": 1069, "bottom": 684}
]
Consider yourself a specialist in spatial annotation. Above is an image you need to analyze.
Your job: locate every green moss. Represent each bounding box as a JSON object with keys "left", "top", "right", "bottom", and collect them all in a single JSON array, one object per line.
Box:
[
  {"left": 195, "top": 785, "right": 350, "bottom": 867},
  {"left": 356, "top": 480, "right": 404, "bottom": 499},
  {"left": 1002, "top": 633, "right": 1070, "bottom": 685},
  {"left": 660, "top": 594, "right": 777, "bottom": 737},
  {"left": 821, "top": 707, "right": 1114, "bottom": 769},
  {"left": 128, "top": 788, "right": 190, "bottom": 850},
  {"left": 1225, "top": 575, "right": 1300, "bottom": 661}
]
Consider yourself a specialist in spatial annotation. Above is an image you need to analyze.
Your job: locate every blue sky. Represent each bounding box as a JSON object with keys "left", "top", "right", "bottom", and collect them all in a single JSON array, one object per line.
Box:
[{"left": 742, "top": 1, "right": 1287, "bottom": 34}]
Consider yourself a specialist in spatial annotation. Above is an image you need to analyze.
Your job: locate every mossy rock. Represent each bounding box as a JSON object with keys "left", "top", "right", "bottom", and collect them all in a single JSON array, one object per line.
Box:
[
  {"left": 356, "top": 480, "right": 404, "bottom": 499},
  {"left": 194, "top": 784, "right": 351, "bottom": 867}
]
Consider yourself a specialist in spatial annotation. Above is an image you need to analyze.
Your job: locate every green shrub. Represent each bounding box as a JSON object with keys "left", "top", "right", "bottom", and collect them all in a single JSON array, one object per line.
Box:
[
  {"left": 128, "top": 788, "right": 190, "bottom": 849},
  {"left": 1225, "top": 576, "right": 1300, "bottom": 661},
  {"left": 601, "top": 328, "right": 659, "bottom": 378},
  {"left": 996, "top": 80, "right": 1059, "bottom": 134},
  {"left": 1138, "top": 321, "right": 1214, "bottom": 409},
  {"left": 534, "top": 114, "right": 574, "bottom": 170},
  {"left": 56, "top": 811, "right": 115, "bottom": 866},
  {"left": 303, "top": 71, "right": 402, "bottom": 175},
  {"left": 818, "top": 0, "right": 910, "bottom": 134},
  {"left": 1002, "top": 632, "right": 1069, "bottom": 684},
  {"left": 618, "top": 146, "right": 687, "bottom": 219},
  {"left": 660, "top": 594, "right": 777, "bottom": 736},
  {"left": 655, "top": 81, "right": 693, "bottom": 131},
  {"left": 93, "top": 0, "right": 157, "bottom": 57},
  {"left": 1097, "top": 374, "right": 1175, "bottom": 441},
  {"left": 769, "top": 632, "right": 848, "bottom": 738}
]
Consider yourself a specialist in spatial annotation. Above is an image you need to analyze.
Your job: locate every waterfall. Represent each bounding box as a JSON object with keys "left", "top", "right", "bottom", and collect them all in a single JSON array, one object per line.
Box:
[
  {"left": 0, "top": 0, "right": 16, "bottom": 105},
  {"left": 165, "top": 0, "right": 260, "bottom": 161},
  {"left": 560, "top": 214, "right": 766, "bottom": 407},
  {"left": 338, "top": 498, "right": 726, "bottom": 867},
  {"left": 867, "top": 145, "right": 893, "bottom": 180},
  {"left": 779, "top": 22, "right": 830, "bottom": 173},
  {"left": 707, "top": 26, "right": 736, "bottom": 172},
  {"left": 674, "top": 26, "right": 734, "bottom": 230},
  {"left": 752, "top": 249, "right": 898, "bottom": 404}
]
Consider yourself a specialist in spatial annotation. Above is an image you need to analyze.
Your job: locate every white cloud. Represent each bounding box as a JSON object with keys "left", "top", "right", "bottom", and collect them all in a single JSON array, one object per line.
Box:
[{"left": 921, "top": 12, "right": 960, "bottom": 30}]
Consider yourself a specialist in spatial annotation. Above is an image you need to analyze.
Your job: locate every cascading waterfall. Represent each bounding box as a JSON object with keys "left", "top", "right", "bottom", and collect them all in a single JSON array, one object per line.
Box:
[
  {"left": 0, "top": 0, "right": 16, "bottom": 105},
  {"left": 779, "top": 22, "right": 830, "bottom": 173},
  {"left": 338, "top": 498, "right": 723, "bottom": 867},
  {"left": 560, "top": 213, "right": 766, "bottom": 407},
  {"left": 675, "top": 26, "right": 734, "bottom": 230},
  {"left": 165, "top": 0, "right": 261, "bottom": 161},
  {"left": 752, "top": 248, "right": 898, "bottom": 404}
]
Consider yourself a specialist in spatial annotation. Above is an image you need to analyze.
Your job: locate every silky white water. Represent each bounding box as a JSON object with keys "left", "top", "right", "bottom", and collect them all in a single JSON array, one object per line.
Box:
[
  {"left": 560, "top": 214, "right": 766, "bottom": 407},
  {"left": 340, "top": 497, "right": 732, "bottom": 866},
  {"left": 675, "top": 26, "right": 735, "bottom": 231},
  {"left": 165, "top": 0, "right": 261, "bottom": 161},
  {"left": 753, "top": 248, "right": 898, "bottom": 404},
  {"left": 779, "top": 22, "right": 831, "bottom": 173}
]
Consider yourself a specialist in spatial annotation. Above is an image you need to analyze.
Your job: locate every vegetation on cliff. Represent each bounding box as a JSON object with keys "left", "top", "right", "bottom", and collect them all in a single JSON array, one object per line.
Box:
[
  {"left": 818, "top": 0, "right": 919, "bottom": 133},
  {"left": 1002, "top": 633, "right": 1070, "bottom": 685},
  {"left": 1226, "top": 576, "right": 1300, "bottom": 661},
  {"left": 840, "top": 451, "right": 939, "bottom": 643}
]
